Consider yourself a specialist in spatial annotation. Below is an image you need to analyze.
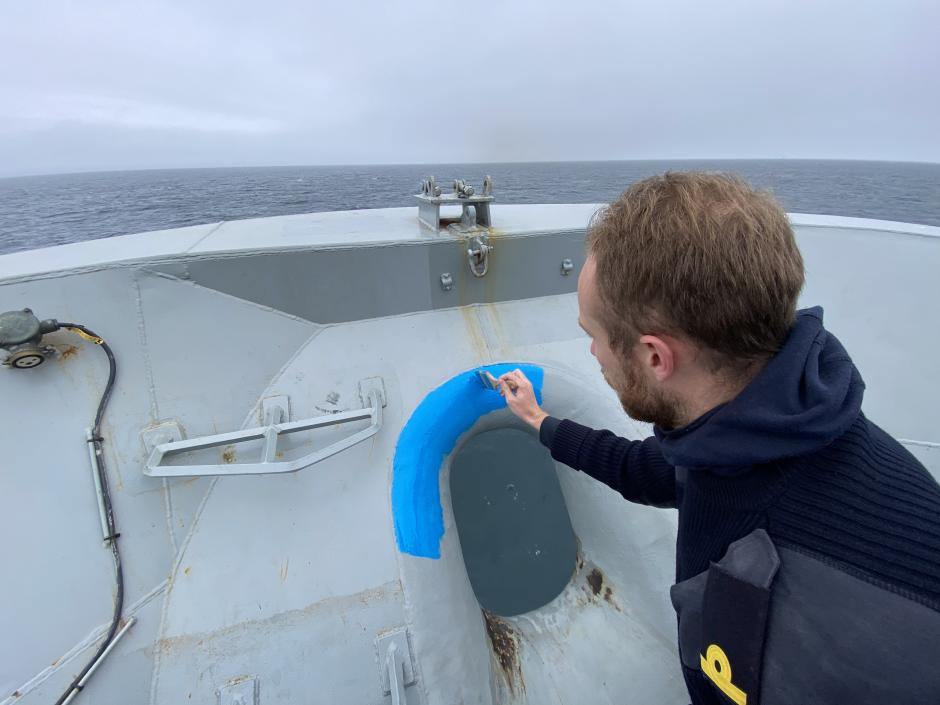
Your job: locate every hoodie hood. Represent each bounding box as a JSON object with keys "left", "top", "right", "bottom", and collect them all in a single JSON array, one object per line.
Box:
[{"left": 654, "top": 307, "right": 865, "bottom": 471}]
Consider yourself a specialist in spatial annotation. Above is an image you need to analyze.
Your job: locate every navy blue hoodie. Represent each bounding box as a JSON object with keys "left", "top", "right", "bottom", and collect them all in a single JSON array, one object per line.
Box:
[
  {"left": 539, "top": 307, "right": 940, "bottom": 704},
  {"left": 652, "top": 307, "right": 864, "bottom": 473}
]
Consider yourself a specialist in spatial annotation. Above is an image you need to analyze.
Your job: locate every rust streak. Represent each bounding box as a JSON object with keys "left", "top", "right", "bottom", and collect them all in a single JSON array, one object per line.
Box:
[
  {"left": 460, "top": 306, "right": 490, "bottom": 362},
  {"left": 221, "top": 446, "right": 236, "bottom": 464},
  {"left": 484, "top": 303, "right": 509, "bottom": 354},
  {"left": 602, "top": 584, "right": 623, "bottom": 612},
  {"left": 482, "top": 610, "right": 525, "bottom": 696},
  {"left": 587, "top": 568, "right": 603, "bottom": 596}
]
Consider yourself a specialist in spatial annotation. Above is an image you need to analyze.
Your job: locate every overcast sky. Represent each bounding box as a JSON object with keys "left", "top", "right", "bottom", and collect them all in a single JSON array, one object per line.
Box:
[{"left": 1, "top": 0, "right": 937, "bottom": 176}]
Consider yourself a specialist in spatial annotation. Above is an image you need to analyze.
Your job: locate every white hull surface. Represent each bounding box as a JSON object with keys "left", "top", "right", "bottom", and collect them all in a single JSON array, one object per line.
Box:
[{"left": 1, "top": 206, "right": 937, "bottom": 704}]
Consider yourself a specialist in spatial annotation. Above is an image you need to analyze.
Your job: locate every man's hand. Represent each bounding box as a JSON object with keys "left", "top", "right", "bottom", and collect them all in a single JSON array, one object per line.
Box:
[{"left": 498, "top": 369, "right": 549, "bottom": 430}]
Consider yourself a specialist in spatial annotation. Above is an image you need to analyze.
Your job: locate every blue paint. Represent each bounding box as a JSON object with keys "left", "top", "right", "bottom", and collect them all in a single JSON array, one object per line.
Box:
[{"left": 392, "top": 363, "right": 544, "bottom": 559}]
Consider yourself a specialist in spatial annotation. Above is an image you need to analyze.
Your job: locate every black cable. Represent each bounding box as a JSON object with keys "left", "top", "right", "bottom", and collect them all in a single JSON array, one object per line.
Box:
[{"left": 53, "top": 324, "right": 124, "bottom": 705}]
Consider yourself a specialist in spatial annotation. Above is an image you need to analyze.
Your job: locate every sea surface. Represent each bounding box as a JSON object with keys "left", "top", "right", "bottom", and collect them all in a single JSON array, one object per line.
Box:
[{"left": 0, "top": 160, "right": 938, "bottom": 255}]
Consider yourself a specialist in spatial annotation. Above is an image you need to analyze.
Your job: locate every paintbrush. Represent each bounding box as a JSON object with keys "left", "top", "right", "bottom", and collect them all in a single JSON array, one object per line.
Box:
[{"left": 478, "top": 370, "right": 518, "bottom": 392}]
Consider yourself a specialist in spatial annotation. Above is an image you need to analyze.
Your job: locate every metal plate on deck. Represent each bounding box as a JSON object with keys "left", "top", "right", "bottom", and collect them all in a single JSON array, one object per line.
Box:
[
  {"left": 375, "top": 628, "right": 415, "bottom": 694},
  {"left": 217, "top": 676, "right": 258, "bottom": 705}
]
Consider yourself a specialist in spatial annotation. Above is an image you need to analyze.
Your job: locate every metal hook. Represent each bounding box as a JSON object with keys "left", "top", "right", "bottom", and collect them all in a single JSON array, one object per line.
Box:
[{"left": 467, "top": 235, "right": 491, "bottom": 277}]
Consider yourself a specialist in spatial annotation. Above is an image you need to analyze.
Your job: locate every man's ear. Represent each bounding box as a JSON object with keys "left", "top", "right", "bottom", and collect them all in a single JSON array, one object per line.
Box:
[{"left": 638, "top": 334, "right": 677, "bottom": 382}]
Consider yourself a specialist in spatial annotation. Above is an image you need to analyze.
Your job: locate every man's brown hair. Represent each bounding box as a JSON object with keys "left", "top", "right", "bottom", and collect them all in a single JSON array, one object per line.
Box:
[{"left": 586, "top": 171, "right": 804, "bottom": 374}]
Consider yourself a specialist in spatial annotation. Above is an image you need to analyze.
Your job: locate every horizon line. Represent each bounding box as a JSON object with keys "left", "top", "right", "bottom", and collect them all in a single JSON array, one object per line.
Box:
[{"left": 2, "top": 156, "right": 939, "bottom": 181}]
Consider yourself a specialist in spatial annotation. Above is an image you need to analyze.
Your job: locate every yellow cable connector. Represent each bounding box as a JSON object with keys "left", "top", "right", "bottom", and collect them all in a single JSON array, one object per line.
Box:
[{"left": 65, "top": 327, "right": 104, "bottom": 345}]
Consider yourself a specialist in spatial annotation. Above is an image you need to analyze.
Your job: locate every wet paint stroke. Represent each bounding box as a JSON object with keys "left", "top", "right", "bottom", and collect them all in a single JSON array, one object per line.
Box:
[{"left": 392, "top": 363, "right": 544, "bottom": 558}]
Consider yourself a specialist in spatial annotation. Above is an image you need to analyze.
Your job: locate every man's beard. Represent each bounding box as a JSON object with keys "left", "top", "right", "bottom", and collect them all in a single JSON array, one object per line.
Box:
[{"left": 602, "top": 356, "right": 682, "bottom": 430}]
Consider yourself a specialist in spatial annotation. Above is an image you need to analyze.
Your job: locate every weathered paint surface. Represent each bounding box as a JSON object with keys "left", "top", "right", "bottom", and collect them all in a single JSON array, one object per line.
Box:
[
  {"left": 0, "top": 209, "right": 936, "bottom": 705},
  {"left": 489, "top": 553, "right": 686, "bottom": 705},
  {"left": 483, "top": 610, "right": 525, "bottom": 696}
]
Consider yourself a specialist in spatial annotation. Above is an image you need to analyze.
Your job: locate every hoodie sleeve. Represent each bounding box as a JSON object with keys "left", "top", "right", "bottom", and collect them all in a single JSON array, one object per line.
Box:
[{"left": 540, "top": 417, "right": 677, "bottom": 508}]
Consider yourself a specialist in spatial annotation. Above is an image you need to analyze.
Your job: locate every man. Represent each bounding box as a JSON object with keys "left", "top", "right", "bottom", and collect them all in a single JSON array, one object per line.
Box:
[{"left": 498, "top": 172, "right": 940, "bottom": 705}]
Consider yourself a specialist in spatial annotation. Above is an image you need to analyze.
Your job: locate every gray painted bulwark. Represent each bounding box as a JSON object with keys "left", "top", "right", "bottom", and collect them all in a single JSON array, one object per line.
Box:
[{"left": 154, "top": 230, "right": 587, "bottom": 324}]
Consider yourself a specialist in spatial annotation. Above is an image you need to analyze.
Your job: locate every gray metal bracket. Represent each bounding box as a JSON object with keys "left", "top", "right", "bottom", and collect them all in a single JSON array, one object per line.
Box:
[
  {"left": 415, "top": 175, "right": 494, "bottom": 232},
  {"left": 359, "top": 376, "right": 387, "bottom": 408},
  {"left": 144, "top": 378, "right": 385, "bottom": 478},
  {"left": 376, "top": 628, "right": 416, "bottom": 703},
  {"left": 261, "top": 395, "right": 290, "bottom": 426},
  {"left": 140, "top": 420, "right": 185, "bottom": 454}
]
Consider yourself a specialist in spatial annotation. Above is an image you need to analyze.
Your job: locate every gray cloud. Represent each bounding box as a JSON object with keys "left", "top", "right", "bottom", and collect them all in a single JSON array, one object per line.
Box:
[{"left": 1, "top": 0, "right": 937, "bottom": 175}]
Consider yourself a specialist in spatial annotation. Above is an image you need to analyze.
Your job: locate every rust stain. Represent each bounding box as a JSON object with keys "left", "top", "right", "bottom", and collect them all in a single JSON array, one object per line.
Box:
[
  {"left": 275, "top": 451, "right": 284, "bottom": 459},
  {"left": 577, "top": 561, "right": 624, "bottom": 613},
  {"left": 484, "top": 303, "right": 510, "bottom": 353},
  {"left": 183, "top": 566, "right": 192, "bottom": 577},
  {"left": 12, "top": 691, "right": 21, "bottom": 698},
  {"left": 221, "top": 446, "right": 236, "bottom": 464},
  {"left": 460, "top": 306, "right": 490, "bottom": 362},
  {"left": 482, "top": 610, "right": 525, "bottom": 695},
  {"left": 56, "top": 344, "right": 80, "bottom": 360},
  {"left": 587, "top": 568, "right": 603, "bottom": 596},
  {"left": 603, "top": 585, "right": 622, "bottom": 612},
  {"left": 280, "top": 558, "right": 290, "bottom": 582}
]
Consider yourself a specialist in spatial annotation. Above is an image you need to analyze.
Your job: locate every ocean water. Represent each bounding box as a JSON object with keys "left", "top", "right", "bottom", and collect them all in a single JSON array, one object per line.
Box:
[{"left": 0, "top": 160, "right": 937, "bottom": 255}]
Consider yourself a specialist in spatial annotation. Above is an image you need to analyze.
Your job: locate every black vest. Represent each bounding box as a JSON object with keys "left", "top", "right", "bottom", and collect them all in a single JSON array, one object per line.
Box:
[{"left": 671, "top": 529, "right": 940, "bottom": 705}]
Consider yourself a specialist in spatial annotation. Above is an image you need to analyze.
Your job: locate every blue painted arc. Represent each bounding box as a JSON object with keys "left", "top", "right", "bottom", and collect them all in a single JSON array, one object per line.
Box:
[{"left": 392, "top": 363, "right": 545, "bottom": 559}]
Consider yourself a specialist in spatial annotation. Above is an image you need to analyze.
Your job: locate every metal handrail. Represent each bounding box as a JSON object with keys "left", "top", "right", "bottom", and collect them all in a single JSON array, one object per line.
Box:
[{"left": 144, "top": 389, "right": 384, "bottom": 477}]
